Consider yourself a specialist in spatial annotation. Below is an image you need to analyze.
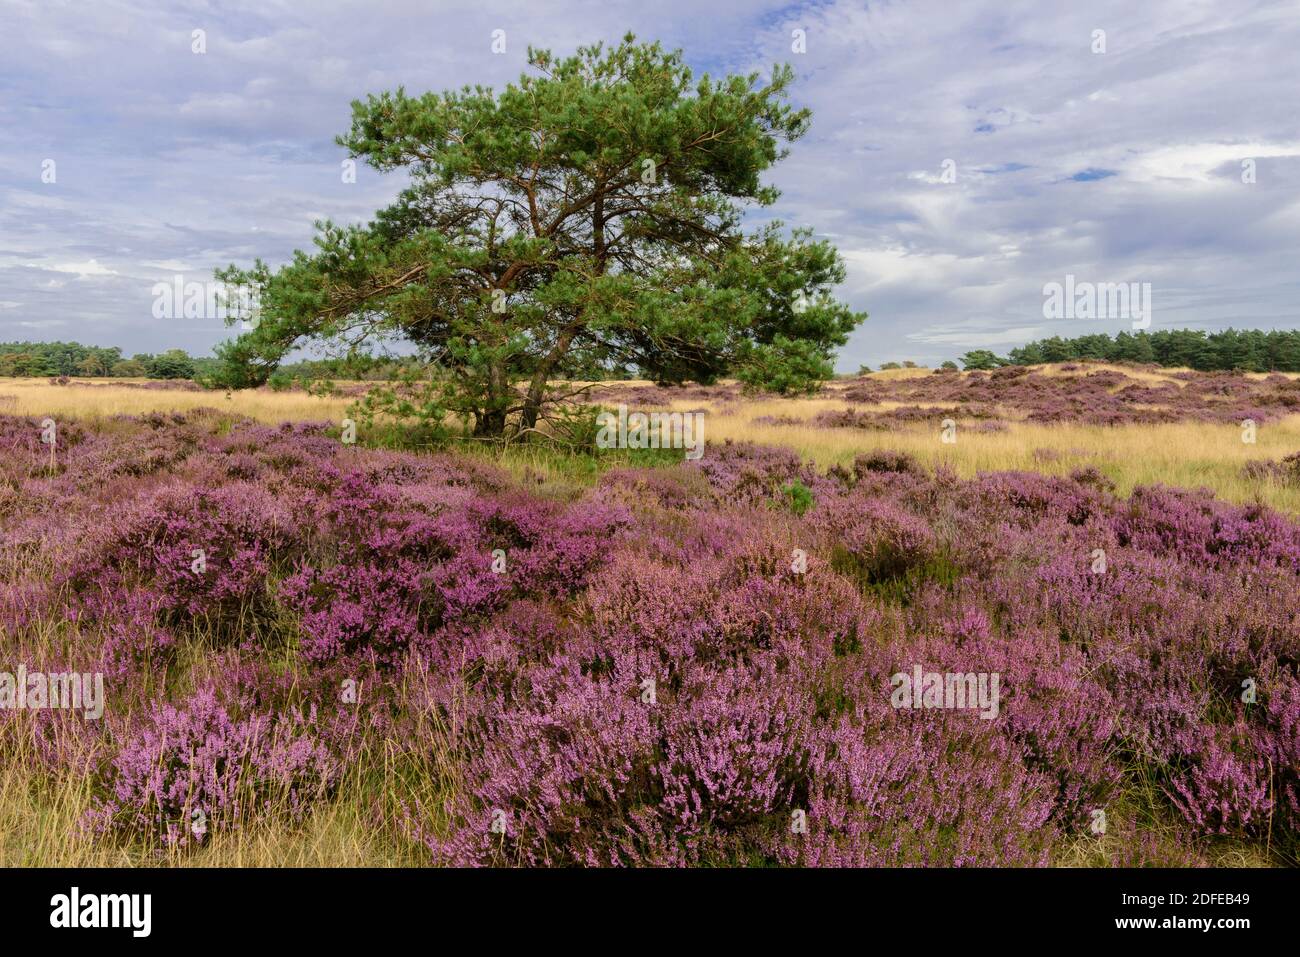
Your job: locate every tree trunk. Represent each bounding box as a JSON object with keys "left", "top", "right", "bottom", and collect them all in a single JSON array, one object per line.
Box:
[
  {"left": 518, "top": 193, "right": 607, "bottom": 434},
  {"left": 474, "top": 358, "right": 509, "bottom": 437},
  {"left": 518, "top": 324, "right": 581, "bottom": 433},
  {"left": 474, "top": 408, "right": 506, "bottom": 437}
]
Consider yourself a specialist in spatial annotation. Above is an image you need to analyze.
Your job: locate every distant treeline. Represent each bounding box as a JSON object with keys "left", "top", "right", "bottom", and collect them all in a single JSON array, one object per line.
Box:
[
  {"left": 0, "top": 342, "right": 612, "bottom": 385},
  {"left": 998, "top": 329, "right": 1300, "bottom": 372},
  {"left": 0, "top": 341, "right": 212, "bottom": 379},
  {"left": 9, "top": 329, "right": 1300, "bottom": 383},
  {"left": 0, "top": 340, "right": 642, "bottom": 387},
  {"left": 0, "top": 342, "right": 396, "bottom": 383}
]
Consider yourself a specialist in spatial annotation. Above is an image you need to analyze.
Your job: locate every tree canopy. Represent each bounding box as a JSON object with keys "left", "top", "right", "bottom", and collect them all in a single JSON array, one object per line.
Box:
[
  {"left": 1002, "top": 329, "right": 1300, "bottom": 372},
  {"left": 959, "top": 349, "right": 1005, "bottom": 371},
  {"left": 0, "top": 341, "right": 204, "bottom": 379},
  {"left": 213, "top": 34, "right": 865, "bottom": 436}
]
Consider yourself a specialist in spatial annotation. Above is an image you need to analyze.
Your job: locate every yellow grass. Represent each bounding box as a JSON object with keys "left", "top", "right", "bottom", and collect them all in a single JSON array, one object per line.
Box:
[
  {"left": 0, "top": 377, "right": 352, "bottom": 423},
  {"left": 986, "top": 362, "right": 1297, "bottom": 386},
  {"left": 646, "top": 394, "right": 1300, "bottom": 514},
  {"left": 0, "top": 757, "right": 419, "bottom": 867},
  {"left": 858, "top": 366, "right": 937, "bottom": 381},
  {"left": 1029, "top": 362, "right": 1187, "bottom": 386},
  {"left": 0, "top": 610, "right": 441, "bottom": 868},
  {"left": 6, "top": 370, "right": 1299, "bottom": 512}
]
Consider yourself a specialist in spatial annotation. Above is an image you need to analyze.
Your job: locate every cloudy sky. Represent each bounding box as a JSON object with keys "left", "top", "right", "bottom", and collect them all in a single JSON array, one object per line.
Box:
[{"left": 2, "top": 0, "right": 1298, "bottom": 369}]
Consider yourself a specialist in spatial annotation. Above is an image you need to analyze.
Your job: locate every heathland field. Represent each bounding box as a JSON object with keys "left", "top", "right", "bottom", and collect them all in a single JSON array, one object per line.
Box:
[
  {"left": 5, "top": 362, "right": 1300, "bottom": 509},
  {"left": 2, "top": 361, "right": 1298, "bottom": 866}
]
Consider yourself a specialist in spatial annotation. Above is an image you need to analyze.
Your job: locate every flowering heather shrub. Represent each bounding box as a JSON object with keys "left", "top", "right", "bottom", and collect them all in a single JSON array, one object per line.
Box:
[
  {"left": 585, "top": 381, "right": 744, "bottom": 407},
  {"left": 1260, "top": 676, "right": 1300, "bottom": 828},
  {"left": 877, "top": 405, "right": 965, "bottom": 423},
  {"left": 426, "top": 650, "right": 662, "bottom": 866},
  {"left": 2, "top": 406, "right": 1299, "bottom": 864},
  {"left": 851, "top": 449, "right": 922, "bottom": 477},
  {"left": 1242, "top": 451, "right": 1300, "bottom": 486},
  {"left": 1166, "top": 721, "right": 1273, "bottom": 835},
  {"left": 811, "top": 408, "right": 887, "bottom": 430},
  {"left": 280, "top": 484, "right": 628, "bottom": 666},
  {"left": 89, "top": 686, "right": 338, "bottom": 847},
  {"left": 429, "top": 555, "right": 873, "bottom": 865},
  {"left": 818, "top": 495, "right": 940, "bottom": 585},
  {"left": 1114, "top": 485, "right": 1300, "bottom": 570},
  {"left": 64, "top": 480, "right": 293, "bottom": 619},
  {"left": 596, "top": 465, "right": 715, "bottom": 510},
  {"left": 99, "top": 590, "right": 177, "bottom": 679},
  {"left": 768, "top": 711, "right": 1058, "bottom": 867},
  {"left": 280, "top": 558, "right": 438, "bottom": 665},
  {"left": 830, "top": 364, "right": 1294, "bottom": 426},
  {"left": 816, "top": 406, "right": 1005, "bottom": 431},
  {"left": 688, "top": 439, "right": 836, "bottom": 506},
  {"left": 839, "top": 382, "right": 890, "bottom": 403},
  {"left": 53, "top": 378, "right": 206, "bottom": 392},
  {"left": 1069, "top": 466, "right": 1117, "bottom": 493}
]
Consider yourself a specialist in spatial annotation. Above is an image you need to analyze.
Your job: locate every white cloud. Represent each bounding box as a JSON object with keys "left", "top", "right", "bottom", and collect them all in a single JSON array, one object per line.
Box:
[
  {"left": 26, "top": 260, "right": 120, "bottom": 277},
  {"left": 1126, "top": 141, "right": 1300, "bottom": 184}
]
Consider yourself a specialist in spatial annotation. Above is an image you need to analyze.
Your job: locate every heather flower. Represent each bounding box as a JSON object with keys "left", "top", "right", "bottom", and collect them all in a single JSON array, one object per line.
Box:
[{"left": 89, "top": 686, "right": 338, "bottom": 847}]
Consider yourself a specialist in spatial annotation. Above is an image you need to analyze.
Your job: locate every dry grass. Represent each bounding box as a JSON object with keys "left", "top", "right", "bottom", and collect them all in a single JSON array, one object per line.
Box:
[
  {"left": 0, "top": 377, "right": 352, "bottom": 423},
  {"left": 7, "top": 370, "right": 1298, "bottom": 512},
  {"left": 648, "top": 394, "right": 1300, "bottom": 514},
  {"left": 946, "top": 362, "right": 1297, "bottom": 386},
  {"left": 1028, "top": 362, "right": 1188, "bottom": 386},
  {"left": 0, "top": 756, "right": 420, "bottom": 867},
  {"left": 0, "top": 601, "right": 444, "bottom": 868},
  {"left": 857, "top": 367, "right": 936, "bottom": 381}
]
